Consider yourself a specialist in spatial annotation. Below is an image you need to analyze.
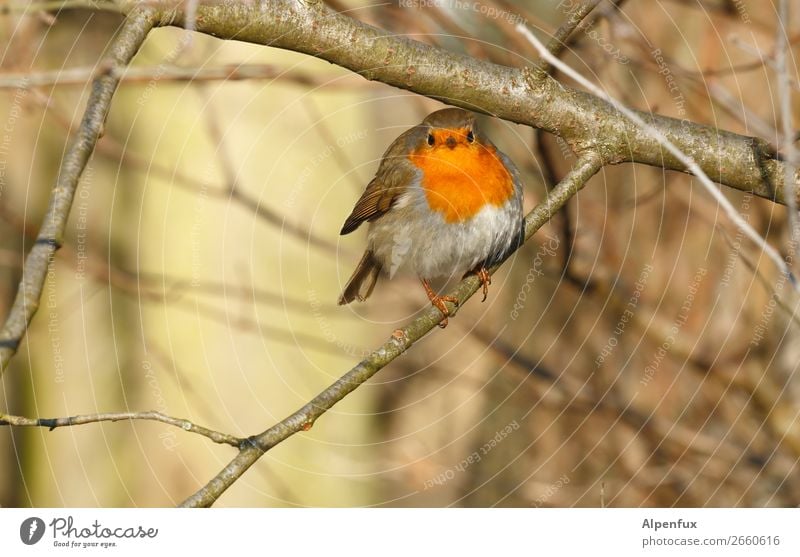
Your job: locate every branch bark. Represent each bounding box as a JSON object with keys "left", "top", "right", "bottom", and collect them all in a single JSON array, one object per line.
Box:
[
  {"left": 139, "top": 0, "right": 797, "bottom": 204},
  {"left": 0, "top": 410, "right": 243, "bottom": 447},
  {"left": 0, "top": 7, "right": 157, "bottom": 372}
]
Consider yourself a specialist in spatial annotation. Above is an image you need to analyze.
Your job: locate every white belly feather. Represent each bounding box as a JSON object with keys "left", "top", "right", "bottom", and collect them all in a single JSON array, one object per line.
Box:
[{"left": 368, "top": 186, "right": 522, "bottom": 280}]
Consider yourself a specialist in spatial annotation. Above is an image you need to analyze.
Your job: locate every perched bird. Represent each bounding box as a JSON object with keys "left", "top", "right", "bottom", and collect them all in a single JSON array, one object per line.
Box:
[{"left": 338, "top": 108, "right": 524, "bottom": 327}]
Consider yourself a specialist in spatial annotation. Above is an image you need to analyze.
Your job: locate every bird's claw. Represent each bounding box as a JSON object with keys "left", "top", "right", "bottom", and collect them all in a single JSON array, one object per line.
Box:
[
  {"left": 430, "top": 295, "right": 459, "bottom": 328},
  {"left": 476, "top": 268, "right": 492, "bottom": 302}
]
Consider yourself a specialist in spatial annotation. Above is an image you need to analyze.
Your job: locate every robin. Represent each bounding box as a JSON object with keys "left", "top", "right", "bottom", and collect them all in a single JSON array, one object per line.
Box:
[{"left": 338, "top": 108, "right": 524, "bottom": 327}]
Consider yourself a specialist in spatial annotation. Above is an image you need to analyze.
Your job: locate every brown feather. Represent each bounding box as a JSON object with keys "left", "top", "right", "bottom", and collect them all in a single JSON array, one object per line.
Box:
[
  {"left": 340, "top": 129, "right": 420, "bottom": 235},
  {"left": 338, "top": 250, "right": 381, "bottom": 304}
]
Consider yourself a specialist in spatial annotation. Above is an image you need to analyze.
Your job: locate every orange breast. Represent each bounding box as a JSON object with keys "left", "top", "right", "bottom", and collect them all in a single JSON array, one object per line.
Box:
[{"left": 409, "top": 142, "right": 514, "bottom": 223}]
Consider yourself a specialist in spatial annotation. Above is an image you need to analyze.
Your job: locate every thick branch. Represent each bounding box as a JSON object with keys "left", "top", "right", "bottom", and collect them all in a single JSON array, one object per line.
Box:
[
  {"left": 179, "top": 152, "right": 603, "bottom": 507},
  {"left": 0, "top": 7, "right": 157, "bottom": 372},
  {"left": 0, "top": 411, "right": 243, "bottom": 447},
  {"left": 142, "top": 0, "right": 797, "bottom": 204}
]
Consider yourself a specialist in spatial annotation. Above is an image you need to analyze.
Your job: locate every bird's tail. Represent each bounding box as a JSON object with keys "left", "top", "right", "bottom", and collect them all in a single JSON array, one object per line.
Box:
[{"left": 338, "top": 250, "right": 381, "bottom": 305}]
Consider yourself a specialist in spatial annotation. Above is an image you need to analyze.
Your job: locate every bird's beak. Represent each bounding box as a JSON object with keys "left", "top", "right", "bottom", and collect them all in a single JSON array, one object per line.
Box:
[{"left": 445, "top": 136, "right": 457, "bottom": 149}]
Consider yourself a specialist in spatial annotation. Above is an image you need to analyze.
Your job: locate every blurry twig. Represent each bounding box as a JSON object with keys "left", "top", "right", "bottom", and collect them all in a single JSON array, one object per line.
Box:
[
  {"left": 707, "top": 81, "right": 778, "bottom": 143},
  {"left": 25, "top": 85, "right": 344, "bottom": 257},
  {"left": 560, "top": 0, "right": 629, "bottom": 53},
  {"left": 777, "top": 0, "right": 800, "bottom": 267},
  {"left": 0, "top": 63, "right": 364, "bottom": 90},
  {"left": 730, "top": 36, "right": 800, "bottom": 92},
  {"left": 537, "top": 0, "right": 602, "bottom": 72},
  {"left": 533, "top": 0, "right": 601, "bottom": 286},
  {"left": 195, "top": 83, "right": 341, "bottom": 253},
  {"left": 300, "top": 98, "right": 367, "bottom": 190},
  {"left": 719, "top": 229, "right": 800, "bottom": 329},
  {"left": 532, "top": 0, "right": 624, "bottom": 289},
  {"left": 0, "top": 7, "right": 157, "bottom": 373},
  {"left": 0, "top": 411, "right": 243, "bottom": 447},
  {"left": 0, "top": 202, "right": 340, "bottom": 314},
  {"left": 0, "top": 0, "right": 122, "bottom": 13}
]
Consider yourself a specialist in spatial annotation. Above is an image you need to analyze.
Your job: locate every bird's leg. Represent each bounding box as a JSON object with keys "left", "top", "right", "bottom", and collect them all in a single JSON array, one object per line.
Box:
[
  {"left": 475, "top": 267, "right": 491, "bottom": 302},
  {"left": 421, "top": 279, "right": 459, "bottom": 328},
  {"left": 463, "top": 266, "right": 492, "bottom": 302}
]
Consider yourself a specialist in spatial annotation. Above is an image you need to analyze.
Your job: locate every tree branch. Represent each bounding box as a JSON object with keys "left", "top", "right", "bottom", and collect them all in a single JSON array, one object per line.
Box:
[
  {"left": 0, "top": 411, "right": 243, "bottom": 447},
  {"left": 0, "top": 7, "right": 157, "bottom": 372},
  {"left": 518, "top": 22, "right": 794, "bottom": 284},
  {"left": 140, "top": 0, "right": 797, "bottom": 204},
  {"left": 179, "top": 152, "right": 603, "bottom": 507}
]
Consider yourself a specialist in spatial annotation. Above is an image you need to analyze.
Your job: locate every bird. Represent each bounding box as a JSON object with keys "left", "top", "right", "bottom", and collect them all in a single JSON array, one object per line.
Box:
[{"left": 338, "top": 107, "right": 524, "bottom": 327}]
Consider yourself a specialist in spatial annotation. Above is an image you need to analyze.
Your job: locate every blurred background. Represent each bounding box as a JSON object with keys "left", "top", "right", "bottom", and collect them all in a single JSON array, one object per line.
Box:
[{"left": 0, "top": 0, "right": 799, "bottom": 506}]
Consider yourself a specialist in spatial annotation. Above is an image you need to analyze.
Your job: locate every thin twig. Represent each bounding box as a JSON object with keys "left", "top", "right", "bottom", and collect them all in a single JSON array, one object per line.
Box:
[
  {"left": 179, "top": 152, "right": 604, "bottom": 507},
  {"left": 0, "top": 64, "right": 362, "bottom": 90},
  {"left": 538, "top": 0, "right": 603, "bottom": 71},
  {"left": 534, "top": 0, "right": 601, "bottom": 283},
  {"left": 144, "top": 0, "right": 798, "bottom": 202},
  {"left": 534, "top": 0, "right": 622, "bottom": 290},
  {"left": 0, "top": 411, "right": 244, "bottom": 447},
  {"left": 718, "top": 228, "right": 800, "bottom": 330},
  {"left": 0, "top": 0, "right": 122, "bottom": 14},
  {"left": 195, "top": 85, "right": 341, "bottom": 254},
  {"left": 517, "top": 22, "right": 797, "bottom": 290},
  {"left": 24, "top": 83, "right": 345, "bottom": 258},
  {"left": 777, "top": 0, "right": 800, "bottom": 267},
  {"left": 0, "top": 7, "right": 157, "bottom": 372}
]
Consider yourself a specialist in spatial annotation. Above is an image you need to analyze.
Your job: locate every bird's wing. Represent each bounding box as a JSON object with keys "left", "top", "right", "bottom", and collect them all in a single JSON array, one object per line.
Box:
[{"left": 340, "top": 137, "right": 419, "bottom": 235}]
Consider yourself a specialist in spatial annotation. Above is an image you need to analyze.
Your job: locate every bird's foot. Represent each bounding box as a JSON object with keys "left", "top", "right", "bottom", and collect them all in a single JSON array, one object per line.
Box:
[
  {"left": 421, "top": 279, "right": 459, "bottom": 328},
  {"left": 476, "top": 267, "right": 492, "bottom": 302}
]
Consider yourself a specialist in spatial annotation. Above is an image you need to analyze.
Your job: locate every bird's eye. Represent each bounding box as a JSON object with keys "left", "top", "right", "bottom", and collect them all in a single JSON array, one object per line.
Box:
[
  {"left": 466, "top": 130, "right": 475, "bottom": 143},
  {"left": 427, "top": 133, "right": 435, "bottom": 146}
]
